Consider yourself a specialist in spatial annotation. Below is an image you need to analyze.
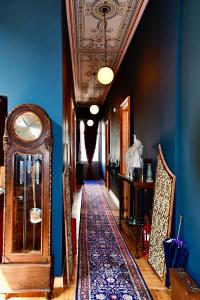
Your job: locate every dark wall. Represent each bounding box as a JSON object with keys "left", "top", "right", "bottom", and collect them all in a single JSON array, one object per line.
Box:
[
  {"left": 102, "top": 0, "right": 200, "bottom": 285},
  {"left": 102, "top": 0, "right": 179, "bottom": 197},
  {"left": 62, "top": 0, "right": 75, "bottom": 168},
  {"left": 76, "top": 107, "right": 101, "bottom": 121},
  {"left": 0, "top": 96, "right": 7, "bottom": 166},
  {"left": 0, "top": 0, "right": 63, "bottom": 276},
  {"left": 179, "top": 0, "right": 200, "bottom": 285}
]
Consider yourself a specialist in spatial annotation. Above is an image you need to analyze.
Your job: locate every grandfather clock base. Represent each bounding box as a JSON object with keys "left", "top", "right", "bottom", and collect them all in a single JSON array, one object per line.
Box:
[{"left": 0, "top": 263, "right": 52, "bottom": 298}]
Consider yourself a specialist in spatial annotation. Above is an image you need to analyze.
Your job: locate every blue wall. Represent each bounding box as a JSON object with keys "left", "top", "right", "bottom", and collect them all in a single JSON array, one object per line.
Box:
[
  {"left": 179, "top": 0, "right": 200, "bottom": 284},
  {"left": 102, "top": 0, "right": 200, "bottom": 285},
  {"left": 102, "top": 0, "right": 179, "bottom": 202},
  {"left": 0, "top": 1, "right": 63, "bottom": 275}
]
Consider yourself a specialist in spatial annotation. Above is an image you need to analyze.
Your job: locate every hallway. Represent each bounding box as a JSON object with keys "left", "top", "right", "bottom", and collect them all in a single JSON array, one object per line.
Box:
[
  {"left": 1, "top": 0, "right": 200, "bottom": 298},
  {"left": 77, "top": 181, "right": 153, "bottom": 299},
  {"left": 75, "top": 181, "right": 171, "bottom": 300},
  {"left": 66, "top": 181, "right": 171, "bottom": 300}
]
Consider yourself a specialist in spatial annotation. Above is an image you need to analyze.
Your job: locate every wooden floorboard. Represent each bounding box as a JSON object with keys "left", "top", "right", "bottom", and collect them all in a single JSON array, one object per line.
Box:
[{"left": 106, "top": 188, "right": 172, "bottom": 300}]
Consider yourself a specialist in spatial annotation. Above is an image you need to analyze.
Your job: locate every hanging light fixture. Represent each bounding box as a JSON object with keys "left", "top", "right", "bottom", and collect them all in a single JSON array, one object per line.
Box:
[
  {"left": 87, "top": 120, "right": 94, "bottom": 127},
  {"left": 90, "top": 105, "right": 99, "bottom": 114},
  {"left": 90, "top": 72, "right": 99, "bottom": 115},
  {"left": 97, "top": 3, "right": 114, "bottom": 85}
]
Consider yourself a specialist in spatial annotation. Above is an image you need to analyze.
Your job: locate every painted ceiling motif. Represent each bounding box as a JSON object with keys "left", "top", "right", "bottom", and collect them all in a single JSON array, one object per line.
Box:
[{"left": 66, "top": 0, "right": 149, "bottom": 106}]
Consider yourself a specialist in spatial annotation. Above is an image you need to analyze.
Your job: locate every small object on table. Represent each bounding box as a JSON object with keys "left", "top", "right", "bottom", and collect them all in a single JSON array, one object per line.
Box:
[{"left": 146, "top": 162, "right": 153, "bottom": 182}]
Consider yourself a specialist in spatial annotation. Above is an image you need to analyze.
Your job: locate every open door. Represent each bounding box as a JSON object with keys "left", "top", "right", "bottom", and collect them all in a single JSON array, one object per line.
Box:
[
  {"left": 105, "top": 120, "right": 110, "bottom": 189},
  {"left": 120, "top": 96, "right": 130, "bottom": 217}
]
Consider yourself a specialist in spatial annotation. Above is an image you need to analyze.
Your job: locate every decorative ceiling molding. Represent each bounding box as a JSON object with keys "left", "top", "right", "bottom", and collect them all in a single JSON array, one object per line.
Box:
[{"left": 66, "top": 0, "right": 149, "bottom": 107}]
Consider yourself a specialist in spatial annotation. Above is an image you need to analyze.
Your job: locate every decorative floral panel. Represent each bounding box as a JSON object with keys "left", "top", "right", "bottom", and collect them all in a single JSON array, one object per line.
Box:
[
  {"left": 148, "top": 144, "right": 176, "bottom": 281},
  {"left": 63, "top": 167, "right": 73, "bottom": 285}
]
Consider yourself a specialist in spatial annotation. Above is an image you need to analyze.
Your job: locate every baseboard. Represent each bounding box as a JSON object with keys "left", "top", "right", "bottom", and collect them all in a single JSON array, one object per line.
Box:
[{"left": 109, "top": 189, "right": 119, "bottom": 208}]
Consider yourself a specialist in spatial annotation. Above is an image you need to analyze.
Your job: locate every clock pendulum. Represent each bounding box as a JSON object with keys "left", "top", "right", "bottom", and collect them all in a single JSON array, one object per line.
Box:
[{"left": 29, "top": 162, "right": 42, "bottom": 225}]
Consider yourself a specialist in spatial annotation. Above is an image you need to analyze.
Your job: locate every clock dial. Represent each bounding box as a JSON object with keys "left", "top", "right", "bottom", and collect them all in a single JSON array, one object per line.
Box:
[{"left": 14, "top": 112, "right": 43, "bottom": 142}]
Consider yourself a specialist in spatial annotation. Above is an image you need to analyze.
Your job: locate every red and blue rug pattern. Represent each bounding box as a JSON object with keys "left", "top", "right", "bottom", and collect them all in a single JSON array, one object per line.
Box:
[{"left": 76, "top": 181, "right": 152, "bottom": 300}]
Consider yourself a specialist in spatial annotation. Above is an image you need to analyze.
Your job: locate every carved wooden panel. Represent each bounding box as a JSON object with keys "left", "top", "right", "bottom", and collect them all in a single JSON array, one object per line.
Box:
[{"left": 63, "top": 166, "right": 73, "bottom": 286}]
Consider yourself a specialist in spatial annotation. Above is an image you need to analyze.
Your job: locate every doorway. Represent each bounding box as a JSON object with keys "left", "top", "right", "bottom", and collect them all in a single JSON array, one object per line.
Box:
[{"left": 120, "top": 96, "right": 130, "bottom": 217}]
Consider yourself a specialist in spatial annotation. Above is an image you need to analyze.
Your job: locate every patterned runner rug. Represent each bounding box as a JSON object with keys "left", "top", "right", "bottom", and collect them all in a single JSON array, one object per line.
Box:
[{"left": 76, "top": 181, "right": 152, "bottom": 300}]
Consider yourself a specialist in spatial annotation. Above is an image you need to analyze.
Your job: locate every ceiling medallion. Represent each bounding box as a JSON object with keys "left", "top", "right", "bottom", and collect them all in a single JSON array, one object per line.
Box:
[
  {"left": 99, "top": 4, "right": 111, "bottom": 14},
  {"left": 92, "top": 0, "right": 118, "bottom": 20}
]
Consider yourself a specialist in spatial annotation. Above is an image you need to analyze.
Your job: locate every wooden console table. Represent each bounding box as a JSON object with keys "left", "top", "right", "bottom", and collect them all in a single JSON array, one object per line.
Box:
[{"left": 118, "top": 174, "right": 154, "bottom": 257}]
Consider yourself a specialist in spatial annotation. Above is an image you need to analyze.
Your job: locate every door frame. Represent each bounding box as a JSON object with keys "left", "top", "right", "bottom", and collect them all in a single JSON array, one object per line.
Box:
[
  {"left": 120, "top": 96, "right": 130, "bottom": 217},
  {"left": 120, "top": 96, "right": 130, "bottom": 175},
  {"left": 71, "top": 101, "right": 76, "bottom": 194},
  {"left": 105, "top": 120, "right": 110, "bottom": 189}
]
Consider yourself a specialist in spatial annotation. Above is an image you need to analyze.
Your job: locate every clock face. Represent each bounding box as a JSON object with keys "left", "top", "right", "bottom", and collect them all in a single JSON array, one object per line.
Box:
[{"left": 14, "top": 111, "right": 43, "bottom": 142}]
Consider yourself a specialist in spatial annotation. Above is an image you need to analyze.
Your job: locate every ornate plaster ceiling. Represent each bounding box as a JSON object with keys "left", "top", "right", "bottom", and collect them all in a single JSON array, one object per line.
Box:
[{"left": 66, "top": 0, "right": 149, "bottom": 107}]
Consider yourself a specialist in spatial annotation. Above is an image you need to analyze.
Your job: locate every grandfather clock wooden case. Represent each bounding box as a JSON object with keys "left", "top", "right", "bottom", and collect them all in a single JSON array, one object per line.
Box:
[{"left": 0, "top": 104, "right": 53, "bottom": 298}]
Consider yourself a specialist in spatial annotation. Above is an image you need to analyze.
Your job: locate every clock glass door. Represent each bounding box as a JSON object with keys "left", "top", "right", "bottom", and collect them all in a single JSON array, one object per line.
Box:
[{"left": 13, "top": 153, "right": 42, "bottom": 253}]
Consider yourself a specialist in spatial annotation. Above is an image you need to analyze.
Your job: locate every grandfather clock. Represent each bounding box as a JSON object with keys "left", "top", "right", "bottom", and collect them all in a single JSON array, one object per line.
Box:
[{"left": 0, "top": 104, "right": 53, "bottom": 299}]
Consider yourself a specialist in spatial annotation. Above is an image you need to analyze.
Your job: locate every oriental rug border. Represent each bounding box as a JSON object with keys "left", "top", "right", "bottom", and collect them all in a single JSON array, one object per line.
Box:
[{"left": 76, "top": 181, "right": 152, "bottom": 300}]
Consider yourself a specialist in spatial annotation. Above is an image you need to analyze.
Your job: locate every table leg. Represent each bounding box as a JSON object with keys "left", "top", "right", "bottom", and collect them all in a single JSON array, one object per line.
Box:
[
  {"left": 144, "top": 188, "right": 147, "bottom": 216},
  {"left": 119, "top": 179, "right": 123, "bottom": 228},
  {"left": 134, "top": 187, "right": 139, "bottom": 257}
]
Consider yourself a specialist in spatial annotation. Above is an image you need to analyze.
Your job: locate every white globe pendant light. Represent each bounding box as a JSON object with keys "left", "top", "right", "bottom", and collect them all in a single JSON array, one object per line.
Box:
[
  {"left": 97, "top": 66, "right": 114, "bottom": 85},
  {"left": 87, "top": 120, "right": 94, "bottom": 127},
  {"left": 97, "top": 4, "right": 114, "bottom": 85},
  {"left": 90, "top": 105, "right": 99, "bottom": 115}
]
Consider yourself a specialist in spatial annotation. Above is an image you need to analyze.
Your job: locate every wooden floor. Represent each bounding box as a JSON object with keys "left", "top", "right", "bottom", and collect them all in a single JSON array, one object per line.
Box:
[
  {"left": 0, "top": 184, "right": 171, "bottom": 300},
  {"left": 107, "top": 192, "right": 171, "bottom": 300}
]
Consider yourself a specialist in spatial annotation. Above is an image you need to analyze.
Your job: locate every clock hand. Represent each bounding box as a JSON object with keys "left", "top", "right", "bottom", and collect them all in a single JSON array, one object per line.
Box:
[{"left": 22, "top": 118, "right": 30, "bottom": 128}]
